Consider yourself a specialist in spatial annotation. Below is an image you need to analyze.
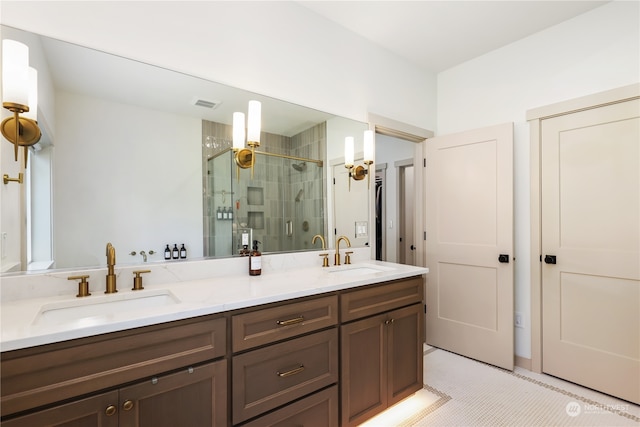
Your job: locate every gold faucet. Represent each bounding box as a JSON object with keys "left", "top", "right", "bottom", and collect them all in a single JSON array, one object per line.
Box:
[
  {"left": 335, "top": 235, "right": 351, "bottom": 266},
  {"left": 312, "top": 234, "right": 330, "bottom": 267},
  {"left": 105, "top": 242, "right": 117, "bottom": 294},
  {"left": 312, "top": 234, "right": 326, "bottom": 249}
]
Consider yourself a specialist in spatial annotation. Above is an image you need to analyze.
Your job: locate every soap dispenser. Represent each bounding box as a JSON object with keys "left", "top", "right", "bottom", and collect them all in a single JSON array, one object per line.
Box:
[
  {"left": 249, "top": 240, "right": 262, "bottom": 276},
  {"left": 164, "top": 244, "right": 171, "bottom": 260}
]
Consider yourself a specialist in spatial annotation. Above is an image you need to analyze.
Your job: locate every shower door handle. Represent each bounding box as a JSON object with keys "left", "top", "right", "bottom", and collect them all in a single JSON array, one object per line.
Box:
[{"left": 285, "top": 220, "right": 293, "bottom": 236}]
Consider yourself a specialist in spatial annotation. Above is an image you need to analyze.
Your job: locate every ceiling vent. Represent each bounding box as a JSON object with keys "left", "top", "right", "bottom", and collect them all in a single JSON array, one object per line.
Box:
[{"left": 193, "top": 99, "right": 221, "bottom": 109}]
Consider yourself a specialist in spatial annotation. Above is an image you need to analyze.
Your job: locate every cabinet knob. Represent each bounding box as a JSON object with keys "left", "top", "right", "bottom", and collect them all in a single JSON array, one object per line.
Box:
[
  {"left": 105, "top": 405, "right": 117, "bottom": 416},
  {"left": 123, "top": 400, "right": 134, "bottom": 411}
]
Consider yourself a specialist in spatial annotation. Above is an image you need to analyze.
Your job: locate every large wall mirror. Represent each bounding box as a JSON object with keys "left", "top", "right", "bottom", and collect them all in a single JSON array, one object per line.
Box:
[{"left": 0, "top": 25, "right": 370, "bottom": 273}]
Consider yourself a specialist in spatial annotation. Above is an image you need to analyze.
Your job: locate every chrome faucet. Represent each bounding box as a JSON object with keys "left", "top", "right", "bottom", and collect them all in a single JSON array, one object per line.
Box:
[
  {"left": 335, "top": 235, "right": 351, "bottom": 266},
  {"left": 105, "top": 242, "right": 117, "bottom": 293}
]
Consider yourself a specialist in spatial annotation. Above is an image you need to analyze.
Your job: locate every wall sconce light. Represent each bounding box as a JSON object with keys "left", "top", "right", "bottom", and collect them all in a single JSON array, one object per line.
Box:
[
  {"left": 344, "top": 130, "right": 374, "bottom": 191},
  {"left": 1, "top": 39, "right": 41, "bottom": 168},
  {"left": 232, "top": 100, "right": 261, "bottom": 179}
]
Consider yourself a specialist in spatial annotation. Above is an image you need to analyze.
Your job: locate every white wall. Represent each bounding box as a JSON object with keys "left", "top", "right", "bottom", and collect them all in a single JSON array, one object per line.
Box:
[
  {"left": 0, "top": 1, "right": 437, "bottom": 131},
  {"left": 437, "top": 1, "right": 640, "bottom": 359},
  {"left": 53, "top": 92, "right": 202, "bottom": 268}
]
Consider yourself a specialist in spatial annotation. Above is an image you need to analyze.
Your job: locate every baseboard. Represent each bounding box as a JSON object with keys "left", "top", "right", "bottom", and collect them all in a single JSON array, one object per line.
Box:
[{"left": 515, "top": 355, "right": 532, "bottom": 371}]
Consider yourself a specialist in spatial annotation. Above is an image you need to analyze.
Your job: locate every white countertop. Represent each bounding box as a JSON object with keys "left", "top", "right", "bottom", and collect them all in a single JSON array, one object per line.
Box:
[{"left": 1, "top": 252, "right": 428, "bottom": 352}]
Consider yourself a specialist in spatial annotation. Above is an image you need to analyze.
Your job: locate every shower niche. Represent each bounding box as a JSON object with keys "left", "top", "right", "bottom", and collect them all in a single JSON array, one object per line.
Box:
[{"left": 203, "top": 121, "right": 326, "bottom": 257}]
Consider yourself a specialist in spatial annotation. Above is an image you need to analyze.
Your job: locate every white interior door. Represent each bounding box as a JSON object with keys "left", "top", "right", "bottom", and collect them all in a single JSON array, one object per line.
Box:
[
  {"left": 541, "top": 98, "right": 640, "bottom": 404},
  {"left": 425, "top": 123, "right": 514, "bottom": 370}
]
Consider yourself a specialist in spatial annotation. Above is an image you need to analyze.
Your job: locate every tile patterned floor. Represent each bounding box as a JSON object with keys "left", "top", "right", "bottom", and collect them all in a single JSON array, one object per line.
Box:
[{"left": 360, "top": 346, "right": 639, "bottom": 427}]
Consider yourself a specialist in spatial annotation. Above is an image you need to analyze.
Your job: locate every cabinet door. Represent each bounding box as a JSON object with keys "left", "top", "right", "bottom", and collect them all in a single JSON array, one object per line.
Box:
[
  {"left": 1, "top": 390, "right": 119, "bottom": 427},
  {"left": 118, "top": 360, "right": 227, "bottom": 427},
  {"left": 387, "top": 304, "right": 423, "bottom": 406},
  {"left": 340, "top": 313, "right": 387, "bottom": 427}
]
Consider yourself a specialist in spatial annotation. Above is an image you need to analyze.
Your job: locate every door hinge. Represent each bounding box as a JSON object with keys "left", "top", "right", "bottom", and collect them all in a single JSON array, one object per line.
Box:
[
  {"left": 423, "top": 158, "right": 426, "bottom": 167},
  {"left": 424, "top": 304, "right": 427, "bottom": 313},
  {"left": 423, "top": 231, "right": 427, "bottom": 240},
  {"left": 333, "top": 177, "right": 335, "bottom": 185}
]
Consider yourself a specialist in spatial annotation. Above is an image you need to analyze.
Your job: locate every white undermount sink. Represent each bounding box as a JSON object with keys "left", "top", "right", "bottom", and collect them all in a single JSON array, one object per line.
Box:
[
  {"left": 327, "top": 264, "right": 395, "bottom": 277},
  {"left": 32, "top": 289, "right": 181, "bottom": 326}
]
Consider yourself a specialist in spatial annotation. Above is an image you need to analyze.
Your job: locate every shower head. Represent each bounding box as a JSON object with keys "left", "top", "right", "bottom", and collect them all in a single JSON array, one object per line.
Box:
[
  {"left": 295, "top": 189, "right": 304, "bottom": 202},
  {"left": 292, "top": 162, "right": 307, "bottom": 172}
]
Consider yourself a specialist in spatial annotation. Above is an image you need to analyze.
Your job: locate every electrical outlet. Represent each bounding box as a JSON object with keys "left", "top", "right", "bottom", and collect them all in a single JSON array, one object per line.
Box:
[{"left": 515, "top": 312, "right": 524, "bottom": 329}]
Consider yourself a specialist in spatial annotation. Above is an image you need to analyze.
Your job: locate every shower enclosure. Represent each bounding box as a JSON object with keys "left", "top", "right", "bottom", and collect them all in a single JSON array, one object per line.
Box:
[{"left": 205, "top": 149, "right": 324, "bottom": 257}]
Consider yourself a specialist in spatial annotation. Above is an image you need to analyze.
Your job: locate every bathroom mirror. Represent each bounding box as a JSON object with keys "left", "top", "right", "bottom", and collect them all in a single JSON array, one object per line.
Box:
[{"left": 0, "top": 25, "right": 369, "bottom": 273}]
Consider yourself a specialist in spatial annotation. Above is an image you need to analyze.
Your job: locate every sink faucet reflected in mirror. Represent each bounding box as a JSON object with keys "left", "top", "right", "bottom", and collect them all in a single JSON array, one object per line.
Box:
[{"left": 105, "top": 242, "right": 117, "bottom": 294}]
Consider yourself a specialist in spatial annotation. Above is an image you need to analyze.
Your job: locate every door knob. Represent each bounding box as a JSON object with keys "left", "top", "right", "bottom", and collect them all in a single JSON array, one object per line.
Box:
[
  {"left": 498, "top": 254, "right": 509, "bottom": 263},
  {"left": 410, "top": 245, "right": 416, "bottom": 251},
  {"left": 544, "top": 255, "right": 557, "bottom": 264}
]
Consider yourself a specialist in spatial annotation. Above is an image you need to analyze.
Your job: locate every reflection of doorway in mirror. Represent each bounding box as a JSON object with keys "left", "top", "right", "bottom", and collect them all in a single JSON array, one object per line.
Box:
[
  {"left": 398, "top": 163, "right": 415, "bottom": 266},
  {"left": 375, "top": 168, "right": 386, "bottom": 261},
  {"left": 374, "top": 134, "right": 418, "bottom": 264}
]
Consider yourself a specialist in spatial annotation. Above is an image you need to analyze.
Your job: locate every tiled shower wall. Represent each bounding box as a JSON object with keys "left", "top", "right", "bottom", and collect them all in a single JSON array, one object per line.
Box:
[{"left": 202, "top": 120, "right": 326, "bottom": 257}]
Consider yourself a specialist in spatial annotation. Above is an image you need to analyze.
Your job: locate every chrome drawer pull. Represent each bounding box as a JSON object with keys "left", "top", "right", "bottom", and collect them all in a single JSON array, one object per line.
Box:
[
  {"left": 277, "top": 364, "right": 305, "bottom": 378},
  {"left": 276, "top": 316, "right": 304, "bottom": 326}
]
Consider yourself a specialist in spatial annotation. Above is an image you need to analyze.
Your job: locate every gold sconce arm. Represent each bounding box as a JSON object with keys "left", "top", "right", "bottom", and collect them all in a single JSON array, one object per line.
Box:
[
  {"left": 1, "top": 102, "right": 42, "bottom": 168},
  {"left": 3, "top": 173, "right": 23, "bottom": 185}
]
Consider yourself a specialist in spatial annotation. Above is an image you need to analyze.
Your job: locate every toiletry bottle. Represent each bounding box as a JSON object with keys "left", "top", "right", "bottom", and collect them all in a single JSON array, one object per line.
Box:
[
  {"left": 164, "top": 244, "right": 171, "bottom": 260},
  {"left": 216, "top": 207, "right": 222, "bottom": 220},
  {"left": 228, "top": 207, "right": 233, "bottom": 220},
  {"left": 239, "top": 244, "right": 249, "bottom": 256},
  {"left": 223, "top": 207, "right": 228, "bottom": 220},
  {"left": 172, "top": 244, "right": 179, "bottom": 259},
  {"left": 249, "top": 240, "right": 262, "bottom": 276},
  {"left": 180, "top": 244, "right": 187, "bottom": 259}
]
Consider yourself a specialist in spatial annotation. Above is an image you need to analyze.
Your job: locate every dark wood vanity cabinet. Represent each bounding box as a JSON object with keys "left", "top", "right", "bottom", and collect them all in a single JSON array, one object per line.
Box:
[
  {"left": 1, "top": 361, "right": 227, "bottom": 427},
  {"left": 0, "top": 274, "right": 424, "bottom": 427},
  {"left": 340, "top": 277, "right": 424, "bottom": 427},
  {"left": 0, "top": 316, "right": 228, "bottom": 427},
  {"left": 231, "top": 295, "right": 339, "bottom": 426}
]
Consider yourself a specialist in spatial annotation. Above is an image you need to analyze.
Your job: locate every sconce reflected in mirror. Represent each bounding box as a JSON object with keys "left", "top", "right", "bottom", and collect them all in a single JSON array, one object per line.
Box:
[
  {"left": 344, "top": 130, "right": 374, "bottom": 191},
  {"left": 232, "top": 100, "right": 261, "bottom": 179},
  {"left": 1, "top": 39, "right": 41, "bottom": 169}
]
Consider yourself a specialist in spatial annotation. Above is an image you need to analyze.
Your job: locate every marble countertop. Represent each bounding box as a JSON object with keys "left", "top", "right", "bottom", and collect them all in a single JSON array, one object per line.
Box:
[{"left": 1, "top": 255, "right": 428, "bottom": 352}]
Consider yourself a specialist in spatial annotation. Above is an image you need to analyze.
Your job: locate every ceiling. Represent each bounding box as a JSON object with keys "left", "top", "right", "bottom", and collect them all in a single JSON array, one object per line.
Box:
[{"left": 298, "top": 1, "right": 609, "bottom": 73}]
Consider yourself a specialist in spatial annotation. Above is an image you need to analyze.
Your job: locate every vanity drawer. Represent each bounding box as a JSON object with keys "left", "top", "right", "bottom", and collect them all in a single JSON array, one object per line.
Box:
[
  {"left": 242, "top": 385, "right": 339, "bottom": 427},
  {"left": 341, "top": 276, "right": 424, "bottom": 322},
  {"left": 232, "top": 295, "right": 338, "bottom": 352},
  {"left": 232, "top": 328, "right": 339, "bottom": 423},
  {"left": 1, "top": 315, "right": 226, "bottom": 417}
]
